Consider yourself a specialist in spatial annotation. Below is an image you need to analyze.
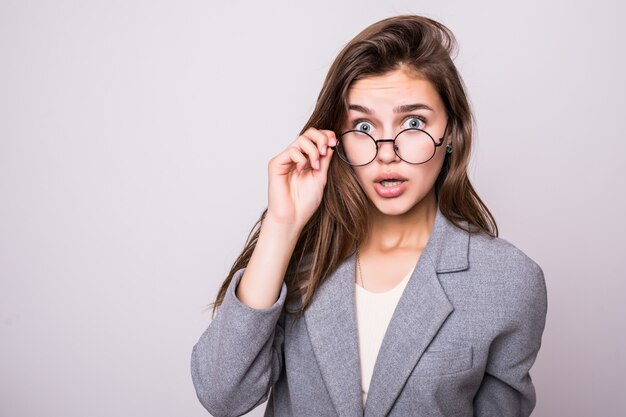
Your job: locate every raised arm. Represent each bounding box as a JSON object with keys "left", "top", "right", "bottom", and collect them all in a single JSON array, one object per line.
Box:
[{"left": 191, "top": 127, "right": 337, "bottom": 416}]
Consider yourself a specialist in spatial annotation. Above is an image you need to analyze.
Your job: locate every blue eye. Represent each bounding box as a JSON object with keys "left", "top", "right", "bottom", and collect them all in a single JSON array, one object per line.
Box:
[
  {"left": 354, "top": 120, "right": 373, "bottom": 133},
  {"left": 404, "top": 117, "right": 425, "bottom": 129}
]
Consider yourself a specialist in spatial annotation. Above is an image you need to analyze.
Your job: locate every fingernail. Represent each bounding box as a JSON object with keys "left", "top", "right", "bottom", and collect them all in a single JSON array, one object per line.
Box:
[
  {"left": 314, "top": 159, "right": 320, "bottom": 169},
  {"left": 321, "top": 145, "right": 327, "bottom": 155}
]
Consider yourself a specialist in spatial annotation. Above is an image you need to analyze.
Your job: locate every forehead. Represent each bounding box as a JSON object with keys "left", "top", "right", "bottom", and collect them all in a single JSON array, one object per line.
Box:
[{"left": 347, "top": 67, "right": 444, "bottom": 112}]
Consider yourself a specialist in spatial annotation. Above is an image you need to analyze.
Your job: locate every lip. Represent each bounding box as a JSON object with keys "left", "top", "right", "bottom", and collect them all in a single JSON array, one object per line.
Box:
[
  {"left": 373, "top": 172, "right": 408, "bottom": 183},
  {"left": 374, "top": 180, "right": 407, "bottom": 198}
]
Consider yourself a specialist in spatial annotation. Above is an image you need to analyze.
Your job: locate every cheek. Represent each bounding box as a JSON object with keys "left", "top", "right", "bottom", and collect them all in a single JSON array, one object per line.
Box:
[
  {"left": 350, "top": 166, "right": 369, "bottom": 185},
  {"left": 425, "top": 148, "right": 447, "bottom": 176},
  {"left": 407, "top": 154, "right": 447, "bottom": 189},
  {"left": 435, "top": 150, "right": 447, "bottom": 169}
]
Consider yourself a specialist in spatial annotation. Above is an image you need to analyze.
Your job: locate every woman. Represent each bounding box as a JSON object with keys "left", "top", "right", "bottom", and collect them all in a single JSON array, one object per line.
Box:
[{"left": 191, "top": 14, "right": 547, "bottom": 417}]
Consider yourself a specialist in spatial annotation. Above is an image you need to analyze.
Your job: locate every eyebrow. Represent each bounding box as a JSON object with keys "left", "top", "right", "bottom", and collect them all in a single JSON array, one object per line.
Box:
[{"left": 348, "top": 103, "right": 434, "bottom": 114}]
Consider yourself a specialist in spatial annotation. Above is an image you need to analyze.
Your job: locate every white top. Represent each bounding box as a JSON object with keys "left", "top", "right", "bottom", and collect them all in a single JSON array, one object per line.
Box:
[{"left": 354, "top": 264, "right": 415, "bottom": 407}]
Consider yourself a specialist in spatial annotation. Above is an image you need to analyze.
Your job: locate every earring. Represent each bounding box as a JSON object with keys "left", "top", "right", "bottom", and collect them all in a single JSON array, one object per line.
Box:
[{"left": 446, "top": 144, "right": 453, "bottom": 154}]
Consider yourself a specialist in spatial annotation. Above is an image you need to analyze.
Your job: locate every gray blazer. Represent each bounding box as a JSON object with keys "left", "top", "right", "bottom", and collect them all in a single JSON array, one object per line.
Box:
[{"left": 191, "top": 206, "right": 548, "bottom": 417}]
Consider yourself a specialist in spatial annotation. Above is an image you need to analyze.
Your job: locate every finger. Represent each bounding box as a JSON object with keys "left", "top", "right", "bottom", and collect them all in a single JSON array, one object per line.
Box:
[
  {"left": 303, "top": 127, "right": 336, "bottom": 157},
  {"left": 298, "top": 134, "right": 322, "bottom": 170},
  {"left": 318, "top": 138, "right": 334, "bottom": 175},
  {"left": 287, "top": 146, "right": 309, "bottom": 173},
  {"left": 291, "top": 146, "right": 315, "bottom": 173},
  {"left": 318, "top": 129, "right": 338, "bottom": 148},
  {"left": 270, "top": 146, "right": 307, "bottom": 175}
]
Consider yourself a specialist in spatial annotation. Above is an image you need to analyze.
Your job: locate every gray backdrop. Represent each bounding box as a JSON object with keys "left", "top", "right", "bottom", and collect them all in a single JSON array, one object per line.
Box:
[{"left": 1, "top": 0, "right": 625, "bottom": 416}]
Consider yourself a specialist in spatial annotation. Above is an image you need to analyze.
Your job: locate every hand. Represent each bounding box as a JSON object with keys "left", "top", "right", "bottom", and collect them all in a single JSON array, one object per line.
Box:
[{"left": 266, "top": 127, "right": 337, "bottom": 230}]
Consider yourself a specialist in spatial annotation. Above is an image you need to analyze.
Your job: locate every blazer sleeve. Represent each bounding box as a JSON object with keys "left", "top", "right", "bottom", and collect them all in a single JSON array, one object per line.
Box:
[
  {"left": 191, "top": 267, "right": 287, "bottom": 417},
  {"left": 473, "top": 260, "right": 548, "bottom": 416}
]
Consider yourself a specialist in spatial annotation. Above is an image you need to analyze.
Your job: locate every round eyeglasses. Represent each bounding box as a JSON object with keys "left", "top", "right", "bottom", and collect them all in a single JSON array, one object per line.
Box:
[{"left": 329, "top": 122, "right": 448, "bottom": 166}]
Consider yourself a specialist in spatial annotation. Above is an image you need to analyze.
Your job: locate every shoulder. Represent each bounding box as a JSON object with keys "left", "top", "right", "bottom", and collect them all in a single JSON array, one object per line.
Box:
[
  {"left": 469, "top": 231, "right": 544, "bottom": 282},
  {"left": 467, "top": 231, "right": 547, "bottom": 316}
]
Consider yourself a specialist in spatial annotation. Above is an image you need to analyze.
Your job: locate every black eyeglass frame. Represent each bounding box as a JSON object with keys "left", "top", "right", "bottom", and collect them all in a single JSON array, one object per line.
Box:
[{"left": 329, "top": 121, "right": 449, "bottom": 166}]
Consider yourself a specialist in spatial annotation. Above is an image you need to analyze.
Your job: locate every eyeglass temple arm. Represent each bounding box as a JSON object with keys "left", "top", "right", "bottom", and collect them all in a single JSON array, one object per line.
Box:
[{"left": 435, "top": 119, "right": 449, "bottom": 146}]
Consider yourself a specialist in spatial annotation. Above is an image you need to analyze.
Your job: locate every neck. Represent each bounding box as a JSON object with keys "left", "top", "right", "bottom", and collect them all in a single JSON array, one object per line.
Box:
[{"left": 361, "top": 188, "right": 438, "bottom": 253}]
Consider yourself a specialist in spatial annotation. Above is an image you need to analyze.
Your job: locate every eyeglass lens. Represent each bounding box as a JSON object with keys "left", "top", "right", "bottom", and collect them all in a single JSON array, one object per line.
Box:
[{"left": 337, "top": 130, "right": 436, "bottom": 165}]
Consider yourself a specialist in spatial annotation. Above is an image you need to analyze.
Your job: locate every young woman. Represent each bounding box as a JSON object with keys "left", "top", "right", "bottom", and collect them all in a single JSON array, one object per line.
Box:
[{"left": 191, "top": 14, "right": 547, "bottom": 417}]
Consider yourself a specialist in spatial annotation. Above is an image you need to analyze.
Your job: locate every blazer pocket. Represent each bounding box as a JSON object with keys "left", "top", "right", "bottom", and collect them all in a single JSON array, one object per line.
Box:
[{"left": 412, "top": 346, "right": 473, "bottom": 378}]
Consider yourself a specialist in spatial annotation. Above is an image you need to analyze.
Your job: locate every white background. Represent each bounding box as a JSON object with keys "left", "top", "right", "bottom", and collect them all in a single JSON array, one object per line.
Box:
[{"left": 1, "top": 1, "right": 625, "bottom": 416}]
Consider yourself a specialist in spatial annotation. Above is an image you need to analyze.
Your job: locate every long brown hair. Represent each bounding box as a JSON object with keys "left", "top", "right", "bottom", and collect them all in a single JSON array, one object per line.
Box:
[{"left": 205, "top": 14, "right": 497, "bottom": 320}]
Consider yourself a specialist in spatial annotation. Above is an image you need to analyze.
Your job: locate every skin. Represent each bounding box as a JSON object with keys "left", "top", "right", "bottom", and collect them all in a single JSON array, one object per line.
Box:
[{"left": 343, "top": 65, "right": 450, "bottom": 292}]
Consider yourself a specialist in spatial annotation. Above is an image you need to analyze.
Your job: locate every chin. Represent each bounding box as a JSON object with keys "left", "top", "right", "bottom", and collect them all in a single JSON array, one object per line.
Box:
[
  {"left": 374, "top": 206, "right": 412, "bottom": 216},
  {"left": 368, "top": 183, "right": 436, "bottom": 215},
  {"left": 368, "top": 193, "right": 421, "bottom": 216}
]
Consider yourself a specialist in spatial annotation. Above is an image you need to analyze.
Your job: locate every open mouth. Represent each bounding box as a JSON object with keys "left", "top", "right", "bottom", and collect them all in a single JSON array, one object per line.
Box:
[{"left": 378, "top": 179, "right": 406, "bottom": 187}]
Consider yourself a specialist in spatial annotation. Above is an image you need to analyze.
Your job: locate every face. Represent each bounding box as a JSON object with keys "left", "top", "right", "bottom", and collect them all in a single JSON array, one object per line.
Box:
[{"left": 342, "top": 66, "right": 449, "bottom": 216}]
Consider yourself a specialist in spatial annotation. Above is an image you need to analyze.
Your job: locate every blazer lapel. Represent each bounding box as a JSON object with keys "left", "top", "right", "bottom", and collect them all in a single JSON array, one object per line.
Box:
[
  {"left": 365, "top": 207, "right": 470, "bottom": 416},
  {"left": 304, "top": 252, "right": 364, "bottom": 417},
  {"left": 304, "top": 206, "right": 470, "bottom": 417}
]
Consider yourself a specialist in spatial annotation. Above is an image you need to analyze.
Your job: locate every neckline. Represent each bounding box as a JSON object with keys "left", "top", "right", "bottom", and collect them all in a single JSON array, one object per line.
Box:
[{"left": 355, "top": 265, "right": 414, "bottom": 295}]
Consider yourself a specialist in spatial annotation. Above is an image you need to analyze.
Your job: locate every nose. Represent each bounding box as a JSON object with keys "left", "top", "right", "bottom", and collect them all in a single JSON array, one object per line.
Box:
[{"left": 376, "top": 138, "right": 401, "bottom": 164}]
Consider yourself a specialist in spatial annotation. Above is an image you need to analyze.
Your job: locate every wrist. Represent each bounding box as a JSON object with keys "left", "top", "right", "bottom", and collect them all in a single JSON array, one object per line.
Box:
[{"left": 261, "top": 215, "right": 303, "bottom": 243}]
